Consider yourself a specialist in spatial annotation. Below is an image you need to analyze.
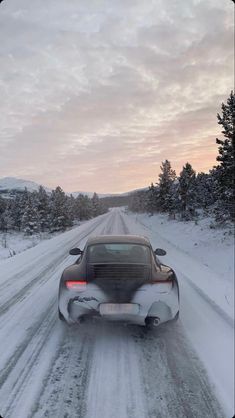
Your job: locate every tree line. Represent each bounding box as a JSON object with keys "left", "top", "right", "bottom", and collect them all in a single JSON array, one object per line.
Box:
[
  {"left": 0, "top": 187, "right": 107, "bottom": 235},
  {"left": 129, "top": 92, "right": 235, "bottom": 224}
]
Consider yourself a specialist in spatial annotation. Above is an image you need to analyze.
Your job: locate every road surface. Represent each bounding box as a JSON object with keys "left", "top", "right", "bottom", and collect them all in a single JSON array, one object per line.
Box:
[{"left": 0, "top": 209, "right": 231, "bottom": 418}]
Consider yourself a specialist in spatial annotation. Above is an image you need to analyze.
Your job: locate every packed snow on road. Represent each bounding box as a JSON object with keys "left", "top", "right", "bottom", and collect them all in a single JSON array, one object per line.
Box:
[{"left": 0, "top": 208, "right": 234, "bottom": 418}]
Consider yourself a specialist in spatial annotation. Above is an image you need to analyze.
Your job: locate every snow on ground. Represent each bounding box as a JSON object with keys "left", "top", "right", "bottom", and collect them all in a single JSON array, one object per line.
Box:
[
  {"left": 0, "top": 223, "right": 83, "bottom": 261},
  {"left": 127, "top": 211, "right": 234, "bottom": 319},
  {"left": 122, "top": 209, "right": 234, "bottom": 416},
  {"left": 0, "top": 232, "right": 52, "bottom": 261},
  {"left": 0, "top": 208, "right": 233, "bottom": 418}
]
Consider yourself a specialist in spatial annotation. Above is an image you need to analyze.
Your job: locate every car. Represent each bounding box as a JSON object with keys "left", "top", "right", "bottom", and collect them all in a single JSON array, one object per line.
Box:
[{"left": 58, "top": 235, "right": 179, "bottom": 328}]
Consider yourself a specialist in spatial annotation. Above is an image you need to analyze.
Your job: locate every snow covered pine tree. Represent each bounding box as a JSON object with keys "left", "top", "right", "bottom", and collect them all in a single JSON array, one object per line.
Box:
[
  {"left": 215, "top": 91, "right": 235, "bottom": 221},
  {"left": 178, "top": 162, "right": 197, "bottom": 219},
  {"left": 157, "top": 160, "right": 176, "bottom": 214}
]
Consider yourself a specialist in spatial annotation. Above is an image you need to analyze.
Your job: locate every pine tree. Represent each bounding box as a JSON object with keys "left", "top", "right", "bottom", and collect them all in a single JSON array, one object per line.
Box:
[
  {"left": 215, "top": 91, "right": 235, "bottom": 220},
  {"left": 0, "top": 196, "right": 7, "bottom": 231},
  {"left": 37, "top": 186, "right": 50, "bottom": 231},
  {"left": 49, "top": 186, "right": 71, "bottom": 232},
  {"left": 178, "top": 162, "right": 197, "bottom": 219},
  {"left": 91, "top": 193, "right": 107, "bottom": 217},
  {"left": 75, "top": 194, "right": 93, "bottom": 220},
  {"left": 10, "top": 193, "right": 24, "bottom": 231},
  {"left": 146, "top": 183, "right": 158, "bottom": 215},
  {"left": 128, "top": 190, "right": 147, "bottom": 213},
  {"left": 21, "top": 195, "right": 40, "bottom": 235},
  {"left": 1, "top": 200, "right": 14, "bottom": 232},
  {"left": 66, "top": 194, "right": 76, "bottom": 224},
  {"left": 91, "top": 193, "right": 101, "bottom": 217},
  {"left": 158, "top": 160, "right": 176, "bottom": 213},
  {"left": 195, "top": 172, "right": 216, "bottom": 211}
]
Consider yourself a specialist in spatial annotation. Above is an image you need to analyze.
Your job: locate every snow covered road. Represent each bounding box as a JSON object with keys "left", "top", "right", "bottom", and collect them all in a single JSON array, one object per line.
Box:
[{"left": 0, "top": 209, "right": 233, "bottom": 418}]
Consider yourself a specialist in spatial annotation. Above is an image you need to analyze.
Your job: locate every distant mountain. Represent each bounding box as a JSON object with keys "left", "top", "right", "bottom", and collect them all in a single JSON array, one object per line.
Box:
[
  {"left": 120, "top": 187, "right": 148, "bottom": 196},
  {"left": 71, "top": 191, "right": 113, "bottom": 198},
  {"left": 0, "top": 176, "right": 148, "bottom": 198},
  {"left": 0, "top": 177, "right": 52, "bottom": 193},
  {"left": 72, "top": 188, "right": 148, "bottom": 198}
]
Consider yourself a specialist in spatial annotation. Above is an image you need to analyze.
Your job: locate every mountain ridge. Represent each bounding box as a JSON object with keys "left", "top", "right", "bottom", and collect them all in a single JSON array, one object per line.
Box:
[{"left": 0, "top": 176, "right": 147, "bottom": 198}]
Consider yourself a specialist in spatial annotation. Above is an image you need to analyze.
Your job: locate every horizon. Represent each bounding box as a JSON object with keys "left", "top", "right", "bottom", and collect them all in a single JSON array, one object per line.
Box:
[
  {"left": 0, "top": 175, "right": 148, "bottom": 195},
  {"left": 0, "top": 0, "right": 233, "bottom": 193}
]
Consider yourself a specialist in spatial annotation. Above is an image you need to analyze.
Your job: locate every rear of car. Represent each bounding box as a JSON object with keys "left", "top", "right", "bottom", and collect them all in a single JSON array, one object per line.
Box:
[{"left": 58, "top": 236, "right": 179, "bottom": 327}]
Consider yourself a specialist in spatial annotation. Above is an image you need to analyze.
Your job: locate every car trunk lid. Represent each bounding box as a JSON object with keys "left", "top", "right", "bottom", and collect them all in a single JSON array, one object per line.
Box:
[{"left": 87, "top": 263, "right": 150, "bottom": 302}]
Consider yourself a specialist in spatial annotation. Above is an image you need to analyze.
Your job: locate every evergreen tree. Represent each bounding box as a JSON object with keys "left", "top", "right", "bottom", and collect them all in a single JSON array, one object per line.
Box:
[
  {"left": 10, "top": 193, "right": 24, "bottom": 231},
  {"left": 215, "top": 91, "right": 235, "bottom": 220},
  {"left": 0, "top": 196, "right": 7, "bottom": 231},
  {"left": 195, "top": 172, "right": 216, "bottom": 211},
  {"left": 178, "top": 162, "right": 197, "bottom": 219},
  {"left": 90, "top": 193, "right": 107, "bottom": 217},
  {"left": 91, "top": 193, "right": 101, "bottom": 217},
  {"left": 158, "top": 160, "right": 176, "bottom": 213},
  {"left": 37, "top": 186, "right": 50, "bottom": 231},
  {"left": 75, "top": 194, "right": 93, "bottom": 220},
  {"left": 146, "top": 183, "right": 158, "bottom": 215},
  {"left": 128, "top": 190, "right": 147, "bottom": 213},
  {"left": 1, "top": 201, "right": 14, "bottom": 232},
  {"left": 21, "top": 194, "right": 40, "bottom": 235},
  {"left": 66, "top": 194, "right": 76, "bottom": 224},
  {"left": 49, "top": 186, "right": 71, "bottom": 232}
]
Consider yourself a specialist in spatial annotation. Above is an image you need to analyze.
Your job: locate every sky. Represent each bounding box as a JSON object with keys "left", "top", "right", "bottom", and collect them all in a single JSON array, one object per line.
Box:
[{"left": 0, "top": 0, "right": 233, "bottom": 193}]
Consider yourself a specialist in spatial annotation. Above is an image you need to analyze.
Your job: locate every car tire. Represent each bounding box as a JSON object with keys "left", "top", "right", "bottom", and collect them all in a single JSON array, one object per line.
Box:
[
  {"left": 173, "top": 311, "right": 179, "bottom": 321},
  {"left": 58, "top": 309, "right": 65, "bottom": 322}
]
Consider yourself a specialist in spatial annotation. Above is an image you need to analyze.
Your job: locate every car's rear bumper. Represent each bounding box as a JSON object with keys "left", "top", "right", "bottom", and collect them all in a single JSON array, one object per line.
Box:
[{"left": 59, "top": 281, "right": 179, "bottom": 326}]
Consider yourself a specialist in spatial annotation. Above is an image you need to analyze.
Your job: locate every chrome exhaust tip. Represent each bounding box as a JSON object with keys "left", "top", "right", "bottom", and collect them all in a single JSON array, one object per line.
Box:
[
  {"left": 145, "top": 316, "right": 160, "bottom": 328},
  {"left": 153, "top": 317, "right": 160, "bottom": 327}
]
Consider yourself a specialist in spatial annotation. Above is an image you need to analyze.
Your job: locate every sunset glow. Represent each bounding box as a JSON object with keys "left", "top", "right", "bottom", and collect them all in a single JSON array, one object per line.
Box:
[{"left": 0, "top": 0, "right": 233, "bottom": 193}]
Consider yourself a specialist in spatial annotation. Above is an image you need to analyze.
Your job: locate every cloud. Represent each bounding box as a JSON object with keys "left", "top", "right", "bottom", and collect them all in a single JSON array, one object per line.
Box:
[{"left": 0, "top": 0, "right": 233, "bottom": 192}]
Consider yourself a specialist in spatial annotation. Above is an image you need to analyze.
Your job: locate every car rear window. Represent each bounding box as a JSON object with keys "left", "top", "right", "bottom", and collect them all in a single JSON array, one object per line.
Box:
[{"left": 87, "top": 243, "right": 150, "bottom": 264}]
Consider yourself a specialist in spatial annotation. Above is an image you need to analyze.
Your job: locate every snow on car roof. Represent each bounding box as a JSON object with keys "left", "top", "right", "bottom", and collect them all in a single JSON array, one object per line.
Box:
[{"left": 86, "top": 234, "right": 151, "bottom": 246}]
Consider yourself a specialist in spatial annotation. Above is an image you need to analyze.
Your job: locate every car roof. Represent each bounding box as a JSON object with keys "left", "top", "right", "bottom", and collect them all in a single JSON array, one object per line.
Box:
[{"left": 86, "top": 234, "right": 151, "bottom": 246}]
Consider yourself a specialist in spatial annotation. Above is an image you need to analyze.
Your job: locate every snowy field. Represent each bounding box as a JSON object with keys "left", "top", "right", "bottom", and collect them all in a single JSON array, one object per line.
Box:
[
  {"left": 0, "top": 232, "right": 56, "bottom": 261},
  {"left": 0, "top": 223, "right": 82, "bottom": 261},
  {"left": 127, "top": 211, "right": 234, "bottom": 319},
  {"left": 0, "top": 208, "right": 234, "bottom": 418}
]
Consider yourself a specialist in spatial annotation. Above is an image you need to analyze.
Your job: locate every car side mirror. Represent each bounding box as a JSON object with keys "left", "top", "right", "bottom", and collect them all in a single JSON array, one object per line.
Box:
[
  {"left": 154, "top": 248, "right": 166, "bottom": 256},
  {"left": 69, "top": 248, "right": 83, "bottom": 255}
]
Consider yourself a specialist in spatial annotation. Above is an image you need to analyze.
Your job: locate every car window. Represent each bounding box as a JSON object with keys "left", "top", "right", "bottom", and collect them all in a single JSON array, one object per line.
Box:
[{"left": 87, "top": 243, "right": 150, "bottom": 264}]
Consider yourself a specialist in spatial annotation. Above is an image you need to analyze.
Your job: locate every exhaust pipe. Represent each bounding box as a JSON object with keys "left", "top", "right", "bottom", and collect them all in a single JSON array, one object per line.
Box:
[
  {"left": 145, "top": 316, "right": 160, "bottom": 328},
  {"left": 152, "top": 317, "right": 160, "bottom": 327}
]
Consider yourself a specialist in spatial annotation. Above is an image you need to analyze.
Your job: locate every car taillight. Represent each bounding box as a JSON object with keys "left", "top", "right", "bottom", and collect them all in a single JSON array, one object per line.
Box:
[{"left": 65, "top": 280, "right": 87, "bottom": 291}]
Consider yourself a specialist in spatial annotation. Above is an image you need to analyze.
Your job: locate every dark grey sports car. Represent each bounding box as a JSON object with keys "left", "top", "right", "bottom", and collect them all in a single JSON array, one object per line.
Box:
[{"left": 58, "top": 235, "right": 179, "bottom": 327}]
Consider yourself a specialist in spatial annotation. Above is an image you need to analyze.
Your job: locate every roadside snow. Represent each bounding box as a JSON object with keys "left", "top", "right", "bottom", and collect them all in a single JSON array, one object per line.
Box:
[
  {"left": 127, "top": 211, "right": 234, "bottom": 320},
  {"left": 121, "top": 209, "right": 234, "bottom": 416},
  {"left": 0, "top": 223, "right": 83, "bottom": 261},
  {"left": 0, "top": 232, "right": 49, "bottom": 261}
]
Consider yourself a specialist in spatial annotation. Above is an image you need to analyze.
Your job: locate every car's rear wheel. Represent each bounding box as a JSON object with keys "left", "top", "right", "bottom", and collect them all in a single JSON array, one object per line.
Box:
[
  {"left": 173, "top": 311, "right": 179, "bottom": 321},
  {"left": 58, "top": 308, "right": 65, "bottom": 321}
]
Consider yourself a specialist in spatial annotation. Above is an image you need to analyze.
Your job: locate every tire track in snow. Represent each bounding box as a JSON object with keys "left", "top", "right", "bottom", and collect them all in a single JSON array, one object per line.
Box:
[
  {"left": 85, "top": 323, "right": 146, "bottom": 418},
  {"left": 57, "top": 211, "right": 228, "bottom": 418},
  {"left": 0, "top": 302, "right": 58, "bottom": 417},
  {"left": 0, "top": 216, "right": 110, "bottom": 318},
  {"left": 0, "top": 213, "right": 113, "bottom": 417},
  {"left": 0, "top": 300, "right": 57, "bottom": 389},
  {"left": 0, "top": 209, "right": 227, "bottom": 417},
  {"left": 14, "top": 209, "right": 135, "bottom": 418},
  {"left": 132, "top": 323, "right": 225, "bottom": 418}
]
